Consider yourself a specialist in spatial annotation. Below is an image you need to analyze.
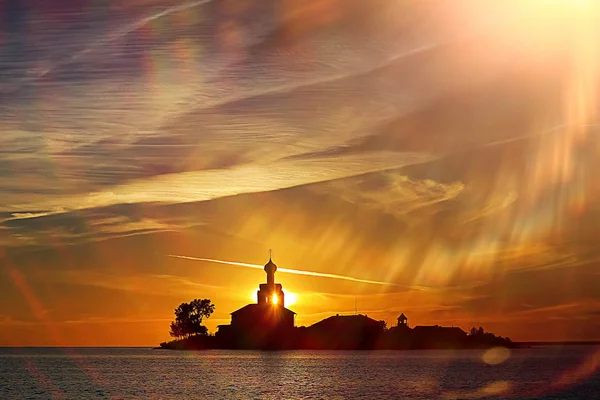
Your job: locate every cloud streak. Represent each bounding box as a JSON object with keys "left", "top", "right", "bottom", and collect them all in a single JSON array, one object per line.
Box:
[
  {"left": 9, "top": 0, "right": 216, "bottom": 90},
  {"left": 3, "top": 152, "right": 432, "bottom": 215},
  {"left": 166, "top": 254, "right": 415, "bottom": 288}
]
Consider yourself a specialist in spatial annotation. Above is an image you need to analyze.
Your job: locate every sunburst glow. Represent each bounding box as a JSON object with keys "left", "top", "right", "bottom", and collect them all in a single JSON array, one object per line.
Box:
[{"left": 285, "top": 291, "right": 297, "bottom": 307}]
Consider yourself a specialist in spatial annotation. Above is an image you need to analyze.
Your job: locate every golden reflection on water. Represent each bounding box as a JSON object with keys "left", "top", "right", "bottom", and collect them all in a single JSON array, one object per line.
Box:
[
  {"left": 443, "top": 380, "right": 512, "bottom": 400},
  {"left": 553, "top": 346, "right": 600, "bottom": 389}
]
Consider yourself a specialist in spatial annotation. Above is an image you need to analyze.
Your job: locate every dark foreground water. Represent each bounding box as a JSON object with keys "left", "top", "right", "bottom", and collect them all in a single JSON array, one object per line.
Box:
[{"left": 0, "top": 347, "right": 599, "bottom": 399}]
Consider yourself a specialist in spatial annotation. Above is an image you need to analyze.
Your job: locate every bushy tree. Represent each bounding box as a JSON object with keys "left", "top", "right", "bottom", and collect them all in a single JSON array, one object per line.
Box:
[
  {"left": 169, "top": 298, "right": 215, "bottom": 338},
  {"left": 469, "top": 326, "right": 485, "bottom": 336}
]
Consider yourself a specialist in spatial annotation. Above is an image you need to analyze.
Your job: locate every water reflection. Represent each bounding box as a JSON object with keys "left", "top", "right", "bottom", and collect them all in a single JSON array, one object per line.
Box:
[{"left": 0, "top": 347, "right": 598, "bottom": 399}]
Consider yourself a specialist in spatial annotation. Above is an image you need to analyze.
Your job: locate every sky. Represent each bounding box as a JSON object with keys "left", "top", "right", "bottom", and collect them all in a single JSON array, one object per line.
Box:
[{"left": 1, "top": 0, "right": 600, "bottom": 346}]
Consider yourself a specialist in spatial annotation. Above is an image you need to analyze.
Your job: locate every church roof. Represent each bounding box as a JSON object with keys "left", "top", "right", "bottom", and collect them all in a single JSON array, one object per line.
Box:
[
  {"left": 413, "top": 325, "right": 466, "bottom": 334},
  {"left": 264, "top": 256, "right": 277, "bottom": 271},
  {"left": 309, "top": 314, "right": 381, "bottom": 330},
  {"left": 231, "top": 303, "right": 296, "bottom": 315},
  {"left": 399, "top": 313, "right": 407, "bottom": 319}
]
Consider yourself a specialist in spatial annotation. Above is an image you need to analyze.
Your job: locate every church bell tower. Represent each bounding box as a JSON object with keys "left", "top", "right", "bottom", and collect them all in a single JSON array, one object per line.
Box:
[{"left": 257, "top": 251, "right": 285, "bottom": 307}]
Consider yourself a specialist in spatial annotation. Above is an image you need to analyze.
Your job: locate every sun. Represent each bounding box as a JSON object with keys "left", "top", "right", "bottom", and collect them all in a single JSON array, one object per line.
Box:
[
  {"left": 453, "top": 0, "right": 600, "bottom": 46},
  {"left": 248, "top": 290, "right": 297, "bottom": 306},
  {"left": 285, "top": 291, "right": 297, "bottom": 307}
]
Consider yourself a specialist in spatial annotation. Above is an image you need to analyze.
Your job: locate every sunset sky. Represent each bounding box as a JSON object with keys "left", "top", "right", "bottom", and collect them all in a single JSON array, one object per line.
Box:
[{"left": 1, "top": 0, "right": 600, "bottom": 346}]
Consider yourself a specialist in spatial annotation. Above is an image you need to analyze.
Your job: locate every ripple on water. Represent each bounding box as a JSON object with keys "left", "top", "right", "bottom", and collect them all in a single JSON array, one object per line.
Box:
[{"left": 0, "top": 347, "right": 599, "bottom": 399}]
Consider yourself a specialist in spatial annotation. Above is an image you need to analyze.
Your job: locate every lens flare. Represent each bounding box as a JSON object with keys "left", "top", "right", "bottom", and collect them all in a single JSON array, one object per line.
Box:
[{"left": 483, "top": 347, "right": 511, "bottom": 365}]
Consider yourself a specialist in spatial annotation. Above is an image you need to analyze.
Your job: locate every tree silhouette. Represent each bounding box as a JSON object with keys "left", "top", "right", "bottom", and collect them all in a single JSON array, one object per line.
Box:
[
  {"left": 169, "top": 298, "right": 215, "bottom": 338},
  {"left": 469, "top": 326, "right": 486, "bottom": 336}
]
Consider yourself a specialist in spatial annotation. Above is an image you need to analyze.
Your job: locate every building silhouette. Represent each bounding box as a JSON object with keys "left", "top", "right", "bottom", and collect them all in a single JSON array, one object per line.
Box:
[
  {"left": 163, "top": 286, "right": 513, "bottom": 350},
  {"left": 411, "top": 325, "right": 467, "bottom": 349},
  {"left": 303, "top": 314, "right": 386, "bottom": 349},
  {"left": 163, "top": 255, "right": 512, "bottom": 350},
  {"left": 216, "top": 254, "right": 295, "bottom": 348},
  {"left": 397, "top": 313, "right": 408, "bottom": 327},
  {"left": 257, "top": 255, "right": 286, "bottom": 307}
]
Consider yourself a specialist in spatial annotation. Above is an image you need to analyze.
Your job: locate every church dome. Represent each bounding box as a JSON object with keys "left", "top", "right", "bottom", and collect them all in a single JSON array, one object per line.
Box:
[{"left": 264, "top": 257, "right": 277, "bottom": 273}]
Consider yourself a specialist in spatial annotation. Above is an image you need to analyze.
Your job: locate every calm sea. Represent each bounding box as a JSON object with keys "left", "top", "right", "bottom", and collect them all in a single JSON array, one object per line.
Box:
[{"left": 0, "top": 347, "right": 599, "bottom": 399}]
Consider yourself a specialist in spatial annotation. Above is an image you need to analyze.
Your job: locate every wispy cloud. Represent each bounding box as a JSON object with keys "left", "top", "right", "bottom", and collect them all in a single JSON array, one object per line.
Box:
[
  {"left": 3, "top": 152, "right": 433, "bottom": 215},
  {"left": 33, "top": 269, "right": 221, "bottom": 296},
  {"left": 6, "top": 0, "right": 217, "bottom": 90},
  {"left": 166, "top": 254, "right": 426, "bottom": 289}
]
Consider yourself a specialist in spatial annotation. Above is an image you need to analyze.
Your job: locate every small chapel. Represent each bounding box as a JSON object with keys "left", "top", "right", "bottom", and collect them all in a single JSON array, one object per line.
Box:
[{"left": 216, "top": 253, "right": 295, "bottom": 343}]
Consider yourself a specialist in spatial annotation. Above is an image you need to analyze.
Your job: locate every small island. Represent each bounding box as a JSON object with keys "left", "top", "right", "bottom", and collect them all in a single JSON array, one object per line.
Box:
[{"left": 160, "top": 256, "right": 514, "bottom": 351}]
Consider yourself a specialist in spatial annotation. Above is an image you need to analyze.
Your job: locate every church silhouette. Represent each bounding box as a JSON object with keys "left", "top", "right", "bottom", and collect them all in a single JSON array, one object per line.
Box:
[{"left": 216, "top": 253, "right": 295, "bottom": 347}]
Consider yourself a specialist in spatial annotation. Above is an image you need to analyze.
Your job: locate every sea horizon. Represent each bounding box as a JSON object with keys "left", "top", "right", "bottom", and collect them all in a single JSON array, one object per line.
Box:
[{"left": 3, "top": 341, "right": 600, "bottom": 349}]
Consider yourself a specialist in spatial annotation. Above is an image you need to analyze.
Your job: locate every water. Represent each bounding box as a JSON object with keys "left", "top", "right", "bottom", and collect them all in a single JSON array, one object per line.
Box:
[{"left": 0, "top": 347, "right": 599, "bottom": 399}]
